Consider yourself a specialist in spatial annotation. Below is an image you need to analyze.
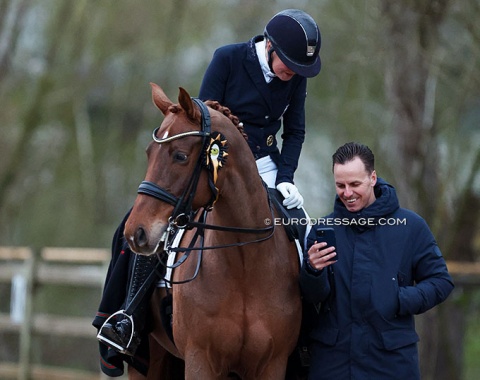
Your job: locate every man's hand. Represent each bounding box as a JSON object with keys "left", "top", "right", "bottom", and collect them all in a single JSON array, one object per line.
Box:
[{"left": 307, "top": 241, "right": 337, "bottom": 271}]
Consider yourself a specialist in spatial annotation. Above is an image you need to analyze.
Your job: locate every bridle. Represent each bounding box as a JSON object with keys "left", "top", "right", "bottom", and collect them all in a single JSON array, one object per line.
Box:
[
  {"left": 138, "top": 98, "right": 214, "bottom": 228},
  {"left": 137, "top": 98, "right": 275, "bottom": 283}
]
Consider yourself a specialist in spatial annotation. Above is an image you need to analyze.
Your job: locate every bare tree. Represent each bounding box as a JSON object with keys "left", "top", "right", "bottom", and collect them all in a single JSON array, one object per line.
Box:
[
  {"left": 0, "top": 0, "right": 29, "bottom": 82},
  {"left": 381, "top": 1, "right": 480, "bottom": 378}
]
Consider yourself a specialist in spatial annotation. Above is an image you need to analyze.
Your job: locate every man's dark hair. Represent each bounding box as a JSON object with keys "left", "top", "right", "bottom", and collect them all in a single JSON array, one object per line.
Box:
[{"left": 332, "top": 142, "right": 375, "bottom": 173}]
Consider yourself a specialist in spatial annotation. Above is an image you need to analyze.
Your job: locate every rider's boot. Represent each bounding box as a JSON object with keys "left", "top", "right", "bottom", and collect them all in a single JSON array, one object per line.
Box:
[{"left": 98, "top": 254, "right": 159, "bottom": 356}]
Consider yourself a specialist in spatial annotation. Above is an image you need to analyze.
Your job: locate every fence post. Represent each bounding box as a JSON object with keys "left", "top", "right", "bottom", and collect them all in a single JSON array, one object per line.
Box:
[{"left": 17, "top": 248, "right": 38, "bottom": 380}]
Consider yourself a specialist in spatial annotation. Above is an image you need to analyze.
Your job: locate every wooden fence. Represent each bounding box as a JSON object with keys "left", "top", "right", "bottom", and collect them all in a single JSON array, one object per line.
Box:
[
  {"left": 0, "top": 246, "right": 479, "bottom": 380},
  {"left": 0, "top": 246, "right": 112, "bottom": 380}
]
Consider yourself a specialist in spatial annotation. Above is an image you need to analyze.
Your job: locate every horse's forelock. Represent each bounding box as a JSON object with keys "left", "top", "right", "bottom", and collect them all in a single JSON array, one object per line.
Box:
[{"left": 168, "top": 104, "right": 181, "bottom": 114}]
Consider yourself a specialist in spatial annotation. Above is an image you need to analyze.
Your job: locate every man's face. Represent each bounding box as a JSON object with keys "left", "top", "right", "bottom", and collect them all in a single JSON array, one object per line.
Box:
[{"left": 333, "top": 157, "right": 377, "bottom": 213}]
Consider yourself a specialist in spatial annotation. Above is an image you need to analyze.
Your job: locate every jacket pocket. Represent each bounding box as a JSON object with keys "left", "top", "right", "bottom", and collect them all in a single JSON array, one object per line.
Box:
[
  {"left": 397, "top": 271, "right": 409, "bottom": 286},
  {"left": 381, "top": 329, "right": 419, "bottom": 350},
  {"left": 310, "top": 326, "right": 339, "bottom": 346}
]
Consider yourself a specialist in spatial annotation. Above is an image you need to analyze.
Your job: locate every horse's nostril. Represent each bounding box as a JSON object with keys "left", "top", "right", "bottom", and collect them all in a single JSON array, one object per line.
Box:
[{"left": 135, "top": 227, "right": 148, "bottom": 248}]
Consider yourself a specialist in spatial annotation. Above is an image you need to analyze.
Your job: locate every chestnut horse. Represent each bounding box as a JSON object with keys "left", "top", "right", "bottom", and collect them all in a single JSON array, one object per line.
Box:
[{"left": 124, "top": 83, "right": 302, "bottom": 379}]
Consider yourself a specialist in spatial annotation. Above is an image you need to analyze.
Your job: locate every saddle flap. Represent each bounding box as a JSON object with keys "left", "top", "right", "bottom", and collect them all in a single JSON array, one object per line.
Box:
[{"left": 268, "top": 188, "right": 306, "bottom": 243}]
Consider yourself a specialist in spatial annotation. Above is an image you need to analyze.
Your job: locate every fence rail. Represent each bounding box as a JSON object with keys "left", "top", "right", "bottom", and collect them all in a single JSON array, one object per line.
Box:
[
  {"left": 0, "top": 246, "right": 110, "bottom": 380},
  {"left": 0, "top": 362, "right": 101, "bottom": 380},
  {"left": 0, "top": 246, "right": 478, "bottom": 379}
]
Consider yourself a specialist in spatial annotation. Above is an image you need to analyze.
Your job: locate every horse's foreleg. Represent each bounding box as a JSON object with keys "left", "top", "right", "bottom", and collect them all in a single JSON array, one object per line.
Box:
[
  {"left": 255, "top": 356, "right": 290, "bottom": 380},
  {"left": 128, "top": 365, "right": 147, "bottom": 380},
  {"left": 147, "top": 334, "right": 185, "bottom": 380},
  {"left": 183, "top": 354, "right": 223, "bottom": 380},
  {"left": 182, "top": 356, "right": 289, "bottom": 380}
]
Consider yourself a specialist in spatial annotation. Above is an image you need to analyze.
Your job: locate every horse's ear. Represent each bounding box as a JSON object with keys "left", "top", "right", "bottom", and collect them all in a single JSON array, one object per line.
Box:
[
  {"left": 178, "top": 87, "right": 198, "bottom": 122},
  {"left": 150, "top": 83, "right": 173, "bottom": 116}
]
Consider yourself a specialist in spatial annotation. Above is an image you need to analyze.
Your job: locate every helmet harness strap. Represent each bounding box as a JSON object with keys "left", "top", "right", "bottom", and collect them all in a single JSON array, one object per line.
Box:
[{"left": 265, "top": 38, "right": 275, "bottom": 74}]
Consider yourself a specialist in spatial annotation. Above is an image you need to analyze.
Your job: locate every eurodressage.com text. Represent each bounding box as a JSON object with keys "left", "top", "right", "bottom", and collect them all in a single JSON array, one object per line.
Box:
[{"left": 268, "top": 217, "right": 408, "bottom": 227}]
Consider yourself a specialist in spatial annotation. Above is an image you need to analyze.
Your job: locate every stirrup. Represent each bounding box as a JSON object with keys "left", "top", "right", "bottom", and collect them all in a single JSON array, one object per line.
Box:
[{"left": 97, "top": 310, "right": 135, "bottom": 354}]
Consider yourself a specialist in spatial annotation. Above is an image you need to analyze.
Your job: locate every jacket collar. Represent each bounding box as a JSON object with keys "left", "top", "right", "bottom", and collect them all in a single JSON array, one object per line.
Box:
[
  {"left": 255, "top": 38, "right": 276, "bottom": 83},
  {"left": 244, "top": 36, "right": 273, "bottom": 107},
  {"left": 333, "top": 177, "right": 400, "bottom": 231}
]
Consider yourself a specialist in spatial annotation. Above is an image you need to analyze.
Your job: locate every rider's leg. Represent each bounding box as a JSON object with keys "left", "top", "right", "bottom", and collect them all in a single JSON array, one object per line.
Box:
[{"left": 99, "top": 253, "right": 160, "bottom": 356}]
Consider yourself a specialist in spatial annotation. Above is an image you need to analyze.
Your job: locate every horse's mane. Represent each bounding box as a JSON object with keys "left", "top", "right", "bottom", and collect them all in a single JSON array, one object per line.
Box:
[{"left": 204, "top": 100, "right": 248, "bottom": 142}]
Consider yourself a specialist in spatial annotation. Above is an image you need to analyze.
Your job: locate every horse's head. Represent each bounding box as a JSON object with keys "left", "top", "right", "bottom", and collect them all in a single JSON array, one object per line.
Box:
[{"left": 124, "top": 83, "right": 241, "bottom": 255}]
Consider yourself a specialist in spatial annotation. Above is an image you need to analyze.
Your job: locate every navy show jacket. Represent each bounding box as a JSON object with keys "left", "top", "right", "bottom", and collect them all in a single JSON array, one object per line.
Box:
[{"left": 199, "top": 35, "right": 307, "bottom": 185}]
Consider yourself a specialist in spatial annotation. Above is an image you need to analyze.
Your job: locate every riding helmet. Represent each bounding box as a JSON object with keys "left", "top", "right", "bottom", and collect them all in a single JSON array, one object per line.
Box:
[{"left": 264, "top": 9, "right": 321, "bottom": 78}]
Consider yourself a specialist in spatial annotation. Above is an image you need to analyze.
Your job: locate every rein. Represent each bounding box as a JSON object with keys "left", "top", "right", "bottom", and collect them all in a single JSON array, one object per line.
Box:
[
  {"left": 159, "top": 202, "right": 276, "bottom": 285},
  {"left": 166, "top": 181, "right": 276, "bottom": 253},
  {"left": 138, "top": 98, "right": 275, "bottom": 282}
]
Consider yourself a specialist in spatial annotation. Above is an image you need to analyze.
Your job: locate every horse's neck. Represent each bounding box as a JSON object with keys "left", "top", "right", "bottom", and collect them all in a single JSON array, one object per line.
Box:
[
  {"left": 214, "top": 170, "right": 271, "bottom": 227},
  {"left": 205, "top": 133, "right": 272, "bottom": 225}
]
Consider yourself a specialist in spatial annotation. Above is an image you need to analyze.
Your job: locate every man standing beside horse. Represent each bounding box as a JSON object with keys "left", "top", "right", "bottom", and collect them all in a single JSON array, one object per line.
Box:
[{"left": 300, "top": 142, "right": 454, "bottom": 379}]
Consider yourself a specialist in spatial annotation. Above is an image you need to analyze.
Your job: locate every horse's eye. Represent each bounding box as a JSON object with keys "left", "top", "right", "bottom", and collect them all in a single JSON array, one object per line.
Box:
[{"left": 174, "top": 152, "right": 188, "bottom": 162}]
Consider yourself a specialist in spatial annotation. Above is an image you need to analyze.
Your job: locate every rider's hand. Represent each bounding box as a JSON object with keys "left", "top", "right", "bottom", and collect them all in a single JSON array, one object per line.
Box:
[{"left": 276, "top": 182, "right": 304, "bottom": 209}]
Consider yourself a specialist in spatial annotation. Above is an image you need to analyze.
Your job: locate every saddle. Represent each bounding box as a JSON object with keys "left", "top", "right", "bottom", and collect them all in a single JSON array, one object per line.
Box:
[{"left": 268, "top": 188, "right": 308, "bottom": 245}]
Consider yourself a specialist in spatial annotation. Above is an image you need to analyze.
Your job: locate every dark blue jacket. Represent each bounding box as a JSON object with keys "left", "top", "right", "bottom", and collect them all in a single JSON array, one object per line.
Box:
[
  {"left": 300, "top": 178, "right": 454, "bottom": 380},
  {"left": 199, "top": 35, "right": 307, "bottom": 185}
]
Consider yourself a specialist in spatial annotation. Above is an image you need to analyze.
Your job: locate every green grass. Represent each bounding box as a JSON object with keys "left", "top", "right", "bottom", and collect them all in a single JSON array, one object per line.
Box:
[{"left": 464, "top": 294, "right": 480, "bottom": 380}]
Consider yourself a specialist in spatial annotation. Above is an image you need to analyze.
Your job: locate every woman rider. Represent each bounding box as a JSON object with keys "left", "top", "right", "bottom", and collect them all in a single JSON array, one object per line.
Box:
[{"left": 94, "top": 9, "right": 322, "bottom": 377}]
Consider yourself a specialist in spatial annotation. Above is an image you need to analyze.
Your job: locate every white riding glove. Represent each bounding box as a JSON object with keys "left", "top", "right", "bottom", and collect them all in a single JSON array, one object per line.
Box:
[{"left": 276, "top": 182, "right": 304, "bottom": 209}]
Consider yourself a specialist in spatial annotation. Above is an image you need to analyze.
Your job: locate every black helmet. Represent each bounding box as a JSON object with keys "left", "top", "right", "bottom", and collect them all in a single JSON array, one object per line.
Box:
[{"left": 264, "top": 9, "right": 321, "bottom": 78}]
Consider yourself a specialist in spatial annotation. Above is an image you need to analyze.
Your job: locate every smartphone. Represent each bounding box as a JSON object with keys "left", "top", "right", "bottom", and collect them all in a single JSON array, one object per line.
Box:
[{"left": 315, "top": 227, "right": 337, "bottom": 261}]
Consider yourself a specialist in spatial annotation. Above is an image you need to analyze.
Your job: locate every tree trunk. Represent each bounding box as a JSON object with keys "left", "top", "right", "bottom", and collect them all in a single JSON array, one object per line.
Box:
[
  {"left": 0, "top": 1, "right": 74, "bottom": 207},
  {"left": 380, "top": 1, "right": 468, "bottom": 379}
]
